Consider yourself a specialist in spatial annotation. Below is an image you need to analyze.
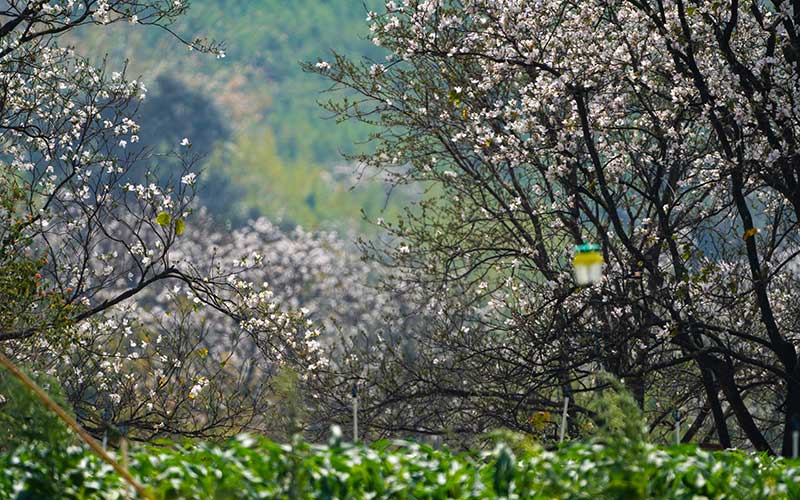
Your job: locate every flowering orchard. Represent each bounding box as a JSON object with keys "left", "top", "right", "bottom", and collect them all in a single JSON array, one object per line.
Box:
[
  {"left": 5, "top": 2, "right": 800, "bottom": 496},
  {"left": 309, "top": 0, "right": 800, "bottom": 455},
  {"left": 0, "top": 0, "right": 346, "bottom": 444},
  {"left": 46, "top": 213, "right": 404, "bottom": 441}
]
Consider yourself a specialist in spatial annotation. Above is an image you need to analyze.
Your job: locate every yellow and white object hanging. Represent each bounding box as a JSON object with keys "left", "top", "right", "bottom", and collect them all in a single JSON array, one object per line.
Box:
[{"left": 573, "top": 243, "right": 604, "bottom": 285}]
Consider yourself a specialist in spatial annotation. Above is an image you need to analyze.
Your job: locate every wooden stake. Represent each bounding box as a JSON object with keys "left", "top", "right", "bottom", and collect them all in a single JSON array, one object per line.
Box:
[
  {"left": 351, "top": 383, "right": 358, "bottom": 442},
  {"left": 121, "top": 436, "right": 130, "bottom": 500},
  {"left": 559, "top": 396, "right": 569, "bottom": 443}
]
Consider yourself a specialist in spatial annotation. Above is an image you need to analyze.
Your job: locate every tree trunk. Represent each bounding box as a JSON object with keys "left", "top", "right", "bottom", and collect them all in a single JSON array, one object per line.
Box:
[
  {"left": 695, "top": 352, "right": 772, "bottom": 453},
  {"left": 781, "top": 368, "right": 800, "bottom": 457},
  {"left": 700, "top": 367, "right": 732, "bottom": 448},
  {"left": 713, "top": 358, "right": 773, "bottom": 454}
]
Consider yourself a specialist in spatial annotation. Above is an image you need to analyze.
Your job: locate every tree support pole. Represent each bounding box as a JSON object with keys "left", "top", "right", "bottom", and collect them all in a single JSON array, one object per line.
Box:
[
  {"left": 559, "top": 396, "right": 569, "bottom": 443},
  {"left": 352, "top": 383, "right": 359, "bottom": 442}
]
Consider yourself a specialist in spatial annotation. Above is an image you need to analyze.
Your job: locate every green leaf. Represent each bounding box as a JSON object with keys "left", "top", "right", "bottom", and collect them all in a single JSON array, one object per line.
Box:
[
  {"left": 156, "top": 212, "right": 171, "bottom": 226},
  {"left": 493, "top": 444, "right": 515, "bottom": 496},
  {"left": 175, "top": 218, "right": 185, "bottom": 236}
]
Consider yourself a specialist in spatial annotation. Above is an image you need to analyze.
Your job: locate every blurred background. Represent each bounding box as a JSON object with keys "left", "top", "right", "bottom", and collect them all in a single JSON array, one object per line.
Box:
[{"left": 65, "top": 0, "right": 403, "bottom": 234}]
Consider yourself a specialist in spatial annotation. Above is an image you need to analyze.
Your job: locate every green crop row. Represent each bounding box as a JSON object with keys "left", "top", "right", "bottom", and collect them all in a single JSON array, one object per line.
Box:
[{"left": 2, "top": 431, "right": 799, "bottom": 499}]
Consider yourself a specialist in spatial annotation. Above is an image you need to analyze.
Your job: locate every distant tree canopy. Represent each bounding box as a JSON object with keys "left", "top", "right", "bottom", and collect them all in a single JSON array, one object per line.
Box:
[
  {"left": 122, "top": 74, "right": 250, "bottom": 223},
  {"left": 63, "top": 0, "right": 384, "bottom": 163},
  {"left": 137, "top": 75, "right": 231, "bottom": 157},
  {"left": 201, "top": 131, "right": 404, "bottom": 231},
  {"left": 61, "top": 2, "right": 408, "bottom": 232},
  {"left": 312, "top": 0, "right": 800, "bottom": 456}
]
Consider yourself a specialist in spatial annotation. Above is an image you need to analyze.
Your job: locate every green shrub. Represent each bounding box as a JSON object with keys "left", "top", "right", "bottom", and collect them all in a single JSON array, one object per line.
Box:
[
  {"left": 1, "top": 431, "right": 800, "bottom": 499},
  {"left": 0, "top": 370, "right": 74, "bottom": 452},
  {"left": 582, "top": 373, "right": 647, "bottom": 443}
]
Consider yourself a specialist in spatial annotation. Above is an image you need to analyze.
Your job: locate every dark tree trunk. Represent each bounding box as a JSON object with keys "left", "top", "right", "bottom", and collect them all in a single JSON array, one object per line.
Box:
[
  {"left": 681, "top": 407, "right": 708, "bottom": 443},
  {"left": 700, "top": 368, "right": 732, "bottom": 448},
  {"left": 781, "top": 368, "right": 800, "bottom": 457},
  {"left": 626, "top": 373, "right": 646, "bottom": 409},
  {"left": 713, "top": 358, "right": 774, "bottom": 454}
]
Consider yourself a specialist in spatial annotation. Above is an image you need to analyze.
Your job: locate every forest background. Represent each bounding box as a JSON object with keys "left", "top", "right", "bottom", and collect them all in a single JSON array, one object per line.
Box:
[{"left": 68, "top": 0, "right": 397, "bottom": 232}]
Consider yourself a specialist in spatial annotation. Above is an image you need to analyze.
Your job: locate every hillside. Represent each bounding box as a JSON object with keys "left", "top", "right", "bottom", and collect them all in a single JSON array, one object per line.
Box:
[{"left": 64, "top": 0, "right": 397, "bottom": 231}]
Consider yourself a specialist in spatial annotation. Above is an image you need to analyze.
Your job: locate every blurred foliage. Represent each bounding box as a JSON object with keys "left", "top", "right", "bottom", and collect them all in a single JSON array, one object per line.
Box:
[
  {"left": 137, "top": 74, "right": 231, "bottom": 157},
  {"left": 169, "top": 0, "right": 383, "bottom": 161},
  {"left": 205, "top": 130, "right": 401, "bottom": 231},
  {"left": 264, "top": 367, "right": 307, "bottom": 441},
  {"left": 484, "top": 428, "right": 541, "bottom": 458},
  {"left": 0, "top": 369, "right": 74, "bottom": 452},
  {"left": 65, "top": 1, "right": 396, "bottom": 232},
  {"left": 2, "top": 432, "right": 800, "bottom": 499},
  {"left": 580, "top": 373, "right": 648, "bottom": 443}
]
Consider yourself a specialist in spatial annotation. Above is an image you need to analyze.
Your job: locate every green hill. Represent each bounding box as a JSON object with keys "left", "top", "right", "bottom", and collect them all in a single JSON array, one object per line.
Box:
[{"left": 65, "top": 0, "right": 400, "bottom": 231}]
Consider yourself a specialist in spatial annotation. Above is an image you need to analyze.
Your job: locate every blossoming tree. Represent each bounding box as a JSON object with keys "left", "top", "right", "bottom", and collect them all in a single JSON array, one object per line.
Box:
[
  {"left": 47, "top": 213, "right": 400, "bottom": 440},
  {"left": 0, "top": 0, "right": 329, "bottom": 440},
  {"left": 311, "top": 0, "right": 800, "bottom": 455}
]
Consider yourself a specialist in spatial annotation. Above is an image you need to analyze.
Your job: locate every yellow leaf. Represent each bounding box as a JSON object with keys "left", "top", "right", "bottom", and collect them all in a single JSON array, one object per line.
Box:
[
  {"left": 743, "top": 227, "right": 758, "bottom": 240},
  {"left": 528, "top": 410, "right": 551, "bottom": 431},
  {"left": 156, "top": 212, "right": 171, "bottom": 226}
]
